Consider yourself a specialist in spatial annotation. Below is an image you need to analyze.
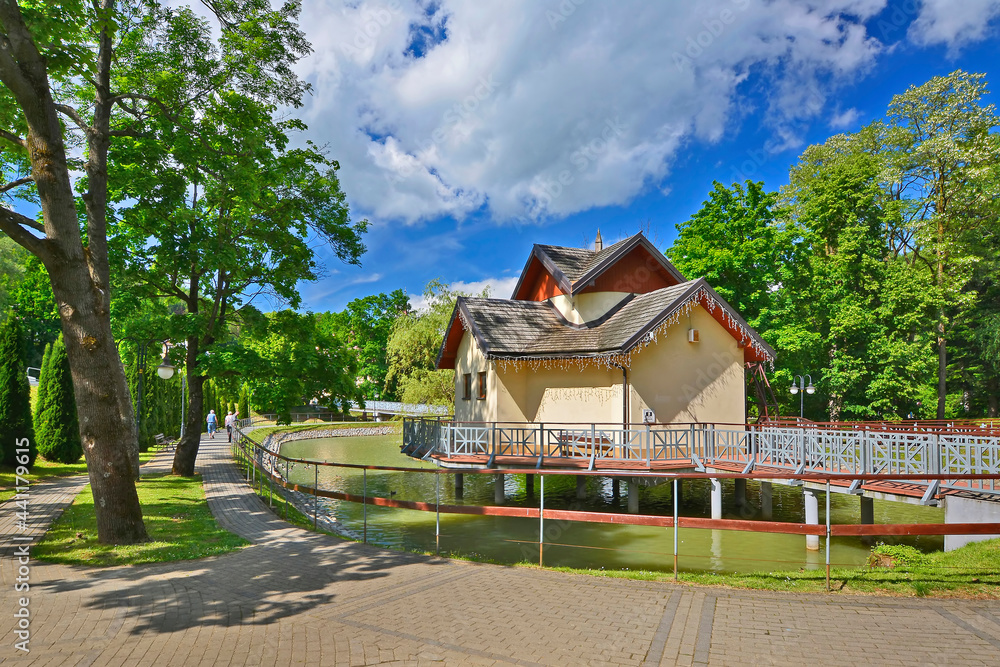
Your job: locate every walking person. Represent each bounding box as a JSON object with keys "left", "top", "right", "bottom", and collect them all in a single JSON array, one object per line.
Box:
[
  {"left": 225, "top": 411, "right": 235, "bottom": 443},
  {"left": 207, "top": 409, "right": 218, "bottom": 439}
]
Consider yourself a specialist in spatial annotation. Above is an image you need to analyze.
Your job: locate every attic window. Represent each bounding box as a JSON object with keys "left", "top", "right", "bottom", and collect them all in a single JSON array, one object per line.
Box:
[
  {"left": 478, "top": 371, "right": 487, "bottom": 400},
  {"left": 463, "top": 373, "right": 471, "bottom": 400}
]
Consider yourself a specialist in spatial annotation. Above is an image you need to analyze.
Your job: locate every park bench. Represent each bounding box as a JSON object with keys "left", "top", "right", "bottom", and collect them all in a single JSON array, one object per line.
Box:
[{"left": 154, "top": 433, "right": 177, "bottom": 451}]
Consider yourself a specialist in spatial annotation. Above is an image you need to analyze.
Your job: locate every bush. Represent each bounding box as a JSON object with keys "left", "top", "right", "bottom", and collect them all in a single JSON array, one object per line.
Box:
[
  {"left": 867, "top": 542, "right": 925, "bottom": 570},
  {"left": 35, "top": 336, "right": 82, "bottom": 464}
]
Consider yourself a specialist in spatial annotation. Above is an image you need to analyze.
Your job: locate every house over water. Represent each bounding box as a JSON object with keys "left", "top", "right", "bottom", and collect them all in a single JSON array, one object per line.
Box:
[{"left": 437, "top": 231, "right": 775, "bottom": 425}]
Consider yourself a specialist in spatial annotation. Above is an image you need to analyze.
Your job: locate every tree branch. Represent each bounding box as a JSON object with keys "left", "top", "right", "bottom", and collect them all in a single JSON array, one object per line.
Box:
[
  {"left": 0, "top": 204, "right": 50, "bottom": 260},
  {"left": 0, "top": 128, "right": 26, "bottom": 148},
  {"left": 54, "top": 103, "right": 91, "bottom": 133},
  {"left": 0, "top": 175, "right": 33, "bottom": 194}
]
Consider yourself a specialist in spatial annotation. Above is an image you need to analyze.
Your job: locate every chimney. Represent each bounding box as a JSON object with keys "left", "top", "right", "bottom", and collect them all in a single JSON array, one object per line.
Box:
[{"left": 594, "top": 229, "right": 603, "bottom": 252}]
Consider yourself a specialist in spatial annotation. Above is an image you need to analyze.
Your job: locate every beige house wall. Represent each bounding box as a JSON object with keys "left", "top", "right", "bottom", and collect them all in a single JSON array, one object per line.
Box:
[
  {"left": 626, "top": 305, "right": 745, "bottom": 426},
  {"left": 549, "top": 292, "right": 630, "bottom": 325},
  {"left": 452, "top": 303, "right": 745, "bottom": 425}
]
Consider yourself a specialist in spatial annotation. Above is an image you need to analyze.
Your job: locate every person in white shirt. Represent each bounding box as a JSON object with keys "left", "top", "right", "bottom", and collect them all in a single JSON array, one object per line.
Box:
[{"left": 225, "top": 411, "right": 235, "bottom": 442}]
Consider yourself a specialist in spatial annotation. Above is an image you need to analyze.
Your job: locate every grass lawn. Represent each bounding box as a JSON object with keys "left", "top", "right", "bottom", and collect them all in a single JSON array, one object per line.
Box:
[
  {"left": 0, "top": 442, "right": 173, "bottom": 504},
  {"left": 534, "top": 538, "right": 1000, "bottom": 598},
  {"left": 34, "top": 472, "right": 248, "bottom": 566}
]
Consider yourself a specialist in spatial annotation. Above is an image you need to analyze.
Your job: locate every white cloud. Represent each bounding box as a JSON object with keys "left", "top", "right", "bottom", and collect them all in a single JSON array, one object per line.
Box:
[
  {"left": 829, "top": 107, "right": 862, "bottom": 128},
  {"left": 297, "top": 0, "right": 887, "bottom": 225},
  {"left": 409, "top": 276, "right": 520, "bottom": 311},
  {"left": 909, "top": 0, "right": 1000, "bottom": 54}
]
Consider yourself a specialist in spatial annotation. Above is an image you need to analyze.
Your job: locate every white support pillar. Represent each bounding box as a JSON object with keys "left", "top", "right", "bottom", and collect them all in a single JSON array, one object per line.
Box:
[
  {"left": 627, "top": 480, "right": 639, "bottom": 514},
  {"left": 576, "top": 475, "right": 587, "bottom": 500},
  {"left": 494, "top": 474, "right": 505, "bottom": 505},
  {"left": 760, "top": 481, "right": 772, "bottom": 520},
  {"left": 710, "top": 478, "right": 722, "bottom": 520},
  {"left": 804, "top": 489, "right": 820, "bottom": 551}
]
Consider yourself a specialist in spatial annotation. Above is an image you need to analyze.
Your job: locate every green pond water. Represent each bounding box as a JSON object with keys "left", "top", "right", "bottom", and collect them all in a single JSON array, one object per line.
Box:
[{"left": 279, "top": 434, "right": 945, "bottom": 574}]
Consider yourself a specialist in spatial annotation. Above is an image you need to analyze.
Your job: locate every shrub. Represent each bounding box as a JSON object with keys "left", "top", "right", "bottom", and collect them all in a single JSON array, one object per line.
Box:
[
  {"left": 35, "top": 336, "right": 82, "bottom": 464},
  {"left": 0, "top": 316, "right": 37, "bottom": 467}
]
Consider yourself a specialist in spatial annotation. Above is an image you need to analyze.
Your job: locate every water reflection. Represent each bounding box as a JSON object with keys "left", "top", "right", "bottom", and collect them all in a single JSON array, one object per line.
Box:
[{"left": 279, "top": 434, "right": 945, "bottom": 574}]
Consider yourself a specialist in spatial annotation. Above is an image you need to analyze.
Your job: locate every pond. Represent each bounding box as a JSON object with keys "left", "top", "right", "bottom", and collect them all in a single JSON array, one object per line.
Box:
[{"left": 279, "top": 433, "right": 944, "bottom": 574}]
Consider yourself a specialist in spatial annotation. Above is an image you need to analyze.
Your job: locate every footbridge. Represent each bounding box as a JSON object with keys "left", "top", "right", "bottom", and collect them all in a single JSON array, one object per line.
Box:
[{"left": 403, "top": 418, "right": 1000, "bottom": 549}]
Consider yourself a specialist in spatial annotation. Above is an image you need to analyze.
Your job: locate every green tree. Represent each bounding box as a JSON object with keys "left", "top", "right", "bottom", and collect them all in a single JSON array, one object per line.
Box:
[
  {"left": 241, "top": 310, "right": 362, "bottom": 424},
  {"left": 385, "top": 281, "right": 468, "bottom": 406},
  {"left": 35, "top": 336, "right": 82, "bottom": 463},
  {"left": 317, "top": 289, "right": 410, "bottom": 400},
  {"left": 0, "top": 316, "right": 36, "bottom": 467},
  {"left": 882, "top": 70, "right": 998, "bottom": 417},
  {"left": 33, "top": 341, "right": 52, "bottom": 427}
]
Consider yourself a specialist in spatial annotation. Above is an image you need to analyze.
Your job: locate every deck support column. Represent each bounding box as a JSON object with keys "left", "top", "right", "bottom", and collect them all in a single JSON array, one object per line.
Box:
[
  {"left": 494, "top": 474, "right": 505, "bottom": 505},
  {"left": 860, "top": 495, "right": 874, "bottom": 524},
  {"left": 525, "top": 474, "right": 534, "bottom": 497},
  {"left": 455, "top": 473, "right": 463, "bottom": 499},
  {"left": 734, "top": 478, "right": 746, "bottom": 508},
  {"left": 760, "top": 481, "right": 772, "bottom": 520},
  {"left": 627, "top": 480, "right": 639, "bottom": 514},
  {"left": 576, "top": 475, "right": 587, "bottom": 500},
  {"left": 612, "top": 477, "right": 620, "bottom": 504},
  {"left": 710, "top": 478, "right": 722, "bottom": 520},
  {"left": 804, "top": 489, "right": 820, "bottom": 551}
]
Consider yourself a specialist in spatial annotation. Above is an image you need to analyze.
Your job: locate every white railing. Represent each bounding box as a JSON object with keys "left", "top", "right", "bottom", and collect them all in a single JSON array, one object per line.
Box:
[{"left": 402, "top": 419, "right": 1000, "bottom": 498}]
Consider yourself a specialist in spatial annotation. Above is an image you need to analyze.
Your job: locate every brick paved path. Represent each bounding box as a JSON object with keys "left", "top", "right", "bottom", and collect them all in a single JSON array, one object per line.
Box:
[{"left": 2, "top": 435, "right": 1000, "bottom": 666}]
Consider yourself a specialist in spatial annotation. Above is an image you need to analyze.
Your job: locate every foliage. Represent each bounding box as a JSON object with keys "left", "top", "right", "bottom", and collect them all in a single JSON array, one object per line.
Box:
[
  {"left": 317, "top": 289, "right": 411, "bottom": 399},
  {"left": 668, "top": 70, "right": 1000, "bottom": 421},
  {"left": 240, "top": 310, "right": 363, "bottom": 424},
  {"left": 868, "top": 543, "right": 926, "bottom": 570},
  {"left": 34, "top": 336, "right": 82, "bottom": 464},
  {"left": 34, "top": 473, "right": 249, "bottom": 567},
  {"left": 385, "top": 280, "right": 472, "bottom": 406},
  {"left": 0, "top": 316, "right": 36, "bottom": 467},
  {"left": 6, "top": 256, "right": 60, "bottom": 368}
]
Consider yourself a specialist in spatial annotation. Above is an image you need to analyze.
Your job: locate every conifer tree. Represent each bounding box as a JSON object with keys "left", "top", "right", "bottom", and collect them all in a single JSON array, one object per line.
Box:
[
  {"left": 33, "top": 342, "right": 53, "bottom": 427},
  {"left": 0, "top": 317, "right": 37, "bottom": 467},
  {"left": 35, "top": 337, "right": 82, "bottom": 464}
]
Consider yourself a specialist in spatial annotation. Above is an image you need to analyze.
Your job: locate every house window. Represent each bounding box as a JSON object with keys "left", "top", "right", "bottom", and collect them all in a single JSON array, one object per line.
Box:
[
  {"left": 463, "top": 373, "right": 471, "bottom": 400},
  {"left": 478, "top": 371, "right": 487, "bottom": 400}
]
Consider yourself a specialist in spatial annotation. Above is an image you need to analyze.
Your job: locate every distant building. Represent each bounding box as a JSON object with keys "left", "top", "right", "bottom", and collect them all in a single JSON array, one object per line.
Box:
[{"left": 436, "top": 232, "right": 774, "bottom": 425}]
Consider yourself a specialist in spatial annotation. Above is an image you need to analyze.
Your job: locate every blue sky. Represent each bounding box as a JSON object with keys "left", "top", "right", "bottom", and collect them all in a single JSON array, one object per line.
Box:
[{"left": 285, "top": 1, "right": 1000, "bottom": 312}]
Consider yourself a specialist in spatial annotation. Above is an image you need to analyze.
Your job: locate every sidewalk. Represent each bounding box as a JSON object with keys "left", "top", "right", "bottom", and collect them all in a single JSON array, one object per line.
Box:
[{"left": 0, "top": 435, "right": 998, "bottom": 665}]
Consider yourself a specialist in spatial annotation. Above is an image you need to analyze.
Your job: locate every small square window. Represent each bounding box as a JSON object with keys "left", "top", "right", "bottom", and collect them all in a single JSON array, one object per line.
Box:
[
  {"left": 478, "top": 371, "right": 487, "bottom": 400},
  {"left": 462, "top": 373, "right": 471, "bottom": 400}
]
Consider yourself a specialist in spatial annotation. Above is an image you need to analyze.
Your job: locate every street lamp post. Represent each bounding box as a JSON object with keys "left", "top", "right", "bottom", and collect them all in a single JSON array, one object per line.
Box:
[
  {"left": 789, "top": 374, "right": 816, "bottom": 419},
  {"left": 117, "top": 337, "right": 176, "bottom": 452}
]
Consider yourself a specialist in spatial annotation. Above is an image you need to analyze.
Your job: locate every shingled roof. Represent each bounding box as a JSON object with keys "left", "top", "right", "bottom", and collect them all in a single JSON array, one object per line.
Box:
[
  {"left": 437, "top": 278, "right": 776, "bottom": 367},
  {"left": 510, "top": 232, "right": 686, "bottom": 299}
]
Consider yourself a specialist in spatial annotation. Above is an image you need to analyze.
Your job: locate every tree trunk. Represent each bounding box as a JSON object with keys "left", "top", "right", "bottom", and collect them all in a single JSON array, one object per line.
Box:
[
  {"left": 937, "top": 316, "right": 947, "bottom": 420},
  {"left": 47, "top": 247, "right": 148, "bottom": 543},
  {"left": 987, "top": 376, "right": 998, "bottom": 418},
  {"left": 172, "top": 335, "right": 204, "bottom": 476}
]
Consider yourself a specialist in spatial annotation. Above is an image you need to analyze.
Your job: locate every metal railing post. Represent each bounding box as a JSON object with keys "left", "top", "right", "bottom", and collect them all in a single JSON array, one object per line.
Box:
[
  {"left": 284, "top": 458, "right": 289, "bottom": 520},
  {"left": 363, "top": 469, "right": 368, "bottom": 543},
  {"left": 539, "top": 474, "right": 545, "bottom": 567},
  {"left": 435, "top": 471, "right": 441, "bottom": 555},
  {"left": 673, "top": 477, "right": 679, "bottom": 582},
  {"left": 825, "top": 479, "right": 831, "bottom": 592},
  {"left": 313, "top": 464, "right": 318, "bottom": 530}
]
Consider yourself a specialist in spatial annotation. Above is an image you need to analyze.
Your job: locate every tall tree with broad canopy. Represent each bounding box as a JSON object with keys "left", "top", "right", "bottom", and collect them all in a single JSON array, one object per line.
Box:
[
  {"left": 0, "top": 0, "right": 323, "bottom": 542},
  {"left": 107, "top": 5, "right": 366, "bottom": 475}
]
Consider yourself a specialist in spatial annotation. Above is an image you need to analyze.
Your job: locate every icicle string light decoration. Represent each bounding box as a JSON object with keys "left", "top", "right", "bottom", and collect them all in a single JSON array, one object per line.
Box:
[{"left": 457, "top": 287, "right": 774, "bottom": 372}]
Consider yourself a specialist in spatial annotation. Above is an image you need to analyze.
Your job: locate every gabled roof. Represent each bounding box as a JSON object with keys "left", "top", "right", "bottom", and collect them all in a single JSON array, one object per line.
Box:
[
  {"left": 437, "top": 278, "right": 776, "bottom": 368},
  {"left": 510, "top": 232, "right": 686, "bottom": 300}
]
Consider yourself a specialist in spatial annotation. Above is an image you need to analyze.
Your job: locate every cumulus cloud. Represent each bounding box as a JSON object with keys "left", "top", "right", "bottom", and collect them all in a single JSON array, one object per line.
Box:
[
  {"left": 909, "top": 0, "right": 1000, "bottom": 54},
  {"left": 297, "top": 0, "right": 887, "bottom": 225},
  {"left": 829, "top": 107, "right": 862, "bottom": 128}
]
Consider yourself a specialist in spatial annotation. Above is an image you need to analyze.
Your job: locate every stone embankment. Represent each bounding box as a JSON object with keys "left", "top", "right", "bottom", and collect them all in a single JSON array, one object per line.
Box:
[{"left": 260, "top": 425, "right": 397, "bottom": 454}]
